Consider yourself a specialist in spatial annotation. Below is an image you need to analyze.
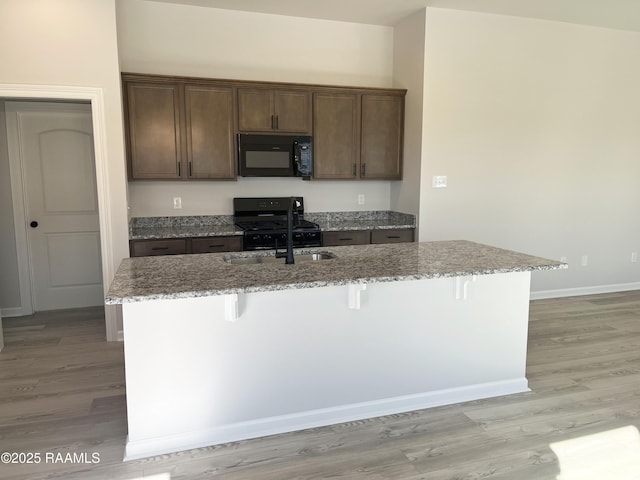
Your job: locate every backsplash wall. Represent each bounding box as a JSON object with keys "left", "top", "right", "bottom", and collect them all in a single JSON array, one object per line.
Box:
[{"left": 128, "top": 178, "right": 392, "bottom": 217}]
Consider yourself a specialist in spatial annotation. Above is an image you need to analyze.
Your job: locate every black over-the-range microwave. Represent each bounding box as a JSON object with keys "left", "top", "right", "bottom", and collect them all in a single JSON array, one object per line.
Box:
[{"left": 237, "top": 133, "right": 313, "bottom": 179}]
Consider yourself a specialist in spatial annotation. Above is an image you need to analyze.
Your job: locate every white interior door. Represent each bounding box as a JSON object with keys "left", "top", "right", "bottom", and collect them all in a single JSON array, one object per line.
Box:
[{"left": 6, "top": 102, "right": 103, "bottom": 311}]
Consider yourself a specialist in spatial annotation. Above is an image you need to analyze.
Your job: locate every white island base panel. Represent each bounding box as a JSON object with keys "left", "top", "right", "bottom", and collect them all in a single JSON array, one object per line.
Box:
[{"left": 122, "top": 272, "right": 532, "bottom": 460}]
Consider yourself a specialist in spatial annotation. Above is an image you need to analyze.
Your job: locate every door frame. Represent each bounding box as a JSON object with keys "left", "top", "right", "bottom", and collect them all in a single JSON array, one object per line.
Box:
[{"left": 1, "top": 84, "right": 118, "bottom": 342}]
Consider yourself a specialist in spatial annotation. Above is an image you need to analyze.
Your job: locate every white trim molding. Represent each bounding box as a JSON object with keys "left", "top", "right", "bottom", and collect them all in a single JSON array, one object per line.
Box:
[
  {"left": 0, "top": 84, "right": 119, "bottom": 341},
  {"left": 531, "top": 282, "right": 640, "bottom": 300}
]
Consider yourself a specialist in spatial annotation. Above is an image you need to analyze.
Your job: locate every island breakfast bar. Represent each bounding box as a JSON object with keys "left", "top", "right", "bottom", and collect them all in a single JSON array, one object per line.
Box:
[{"left": 105, "top": 240, "right": 566, "bottom": 460}]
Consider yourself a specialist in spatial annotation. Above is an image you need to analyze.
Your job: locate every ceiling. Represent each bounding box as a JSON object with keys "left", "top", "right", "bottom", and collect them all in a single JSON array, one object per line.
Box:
[{"left": 148, "top": 0, "right": 640, "bottom": 32}]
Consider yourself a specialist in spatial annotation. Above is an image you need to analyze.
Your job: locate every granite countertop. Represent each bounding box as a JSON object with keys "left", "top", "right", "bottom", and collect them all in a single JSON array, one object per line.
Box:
[
  {"left": 129, "top": 216, "right": 242, "bottom": 240},
  {"left": 105, "top": 240, "right": 567, "bottom": 304},
  {"left": 131, "top": 225, "right": 243, "bottom": 240},
  {"left": 312, "top": 219, "right": 414, "bottom": 231},
  {"left": 129, "top": 211, "right": 416, "bottom": 240},
  {"left": 305, "top": 211, "right": 415, "bottom": 232}
]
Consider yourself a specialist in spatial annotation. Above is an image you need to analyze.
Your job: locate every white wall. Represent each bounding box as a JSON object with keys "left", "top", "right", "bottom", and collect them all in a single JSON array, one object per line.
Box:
[
  {"left": 391, "top": 9, "right": 427, "bottom": 222},
  {"left": 129, "top": 179, "right": 390, "bottom": 217},
  {"left": 117, "top": 0, "right": 398, "bottom": 216},
  {"left": 0, "top": 0, "right": 129, "bottom": 319},
  {"left": 117, "top": 0, "right": 393, "bottom": 87},
  {"left": 421, "top": 8, "right": 640, "bottom": 293}
]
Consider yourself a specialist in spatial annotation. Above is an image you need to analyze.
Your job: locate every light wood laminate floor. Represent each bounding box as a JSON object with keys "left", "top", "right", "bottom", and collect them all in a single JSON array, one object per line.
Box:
[{"left": 1, "top": 291, "right": 640, "bottom": 479}]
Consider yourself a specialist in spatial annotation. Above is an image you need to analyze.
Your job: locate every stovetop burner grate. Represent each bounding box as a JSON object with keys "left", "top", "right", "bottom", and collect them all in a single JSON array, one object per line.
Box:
[{"left": 235, "top": 219, "right": 320, "bottom": 232}]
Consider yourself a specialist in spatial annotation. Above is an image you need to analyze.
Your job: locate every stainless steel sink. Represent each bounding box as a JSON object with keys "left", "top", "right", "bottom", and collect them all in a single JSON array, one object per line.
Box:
[{"left": 224, "top": 252, "right": 336, "bottom": 265}]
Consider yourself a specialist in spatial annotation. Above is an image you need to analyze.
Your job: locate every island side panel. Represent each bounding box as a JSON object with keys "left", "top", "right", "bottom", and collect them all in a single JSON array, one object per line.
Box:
[{"left": 122, "top": 271, "right": 531, "bottom": 459}]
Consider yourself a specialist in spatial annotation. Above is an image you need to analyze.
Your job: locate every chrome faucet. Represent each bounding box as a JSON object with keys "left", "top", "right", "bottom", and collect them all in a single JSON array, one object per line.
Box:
[{"left": 276, "top": 196, "right": 296, "bottom": 264}]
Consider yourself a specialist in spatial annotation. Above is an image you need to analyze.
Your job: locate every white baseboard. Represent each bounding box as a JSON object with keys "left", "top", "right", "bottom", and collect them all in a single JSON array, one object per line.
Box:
[
  {"left": 123, "top": 378, "right": 529, "bottom": 461},
  {"left": 0, "top": 307, "right": 29, "bottom": 318},
  {"left": 531, "top": 282, "right": 640, "bottom": 300}
]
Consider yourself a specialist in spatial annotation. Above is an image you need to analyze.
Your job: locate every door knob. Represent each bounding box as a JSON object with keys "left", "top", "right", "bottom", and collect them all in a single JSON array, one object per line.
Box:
[{"left": 30, "top": 221, "right": 38, "bottom": 228}]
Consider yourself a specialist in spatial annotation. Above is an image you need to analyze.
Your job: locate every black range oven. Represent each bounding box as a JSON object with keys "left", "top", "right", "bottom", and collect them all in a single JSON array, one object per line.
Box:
[{"left": 234, "top": 197, "right": 321, "bottom": 251}]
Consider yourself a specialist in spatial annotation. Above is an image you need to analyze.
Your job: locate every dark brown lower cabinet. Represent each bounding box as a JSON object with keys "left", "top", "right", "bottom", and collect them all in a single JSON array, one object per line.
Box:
[
  {"left": 191, "top": 236, "right": 243, "bottom": 254},
  {"left": 130, "top": 239, "right": 187, "bottom": 257},
  {"left": 371, "top": 229, "right": 414, "bottom": 244},
  {"left": 322, "top": 231, "right": 371, "bottom": 247},
  {"left": 130, "top": 236, "right": 243, "bottom": 257},
  {"left": 322, "top": 229, "right": 414, "bottom": 247}
]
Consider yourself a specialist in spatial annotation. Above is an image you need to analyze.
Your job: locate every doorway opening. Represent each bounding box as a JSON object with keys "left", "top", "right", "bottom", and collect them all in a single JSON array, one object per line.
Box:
[
  {"left": 0, "top": 85, "right": 119, "bottom": 342},
  {"left": 6, "top": 100, "right": 104, "bottom": 315}
]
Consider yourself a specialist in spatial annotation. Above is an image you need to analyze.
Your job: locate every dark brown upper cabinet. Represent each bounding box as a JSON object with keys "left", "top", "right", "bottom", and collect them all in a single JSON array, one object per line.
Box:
[
  {"left": 313, "top": 91, "right": 404, "bottom": 180},
  {"left": 361, "top": 94, "right": 404, "bottom": 180},
  {"left": 313, "top": 93, "right": 361, "bottom": 179},
  {"left": 125, "top": 82, "right": 183, "bottom": 179},
  {"left": 237, "top": 88, "right": 311, "bottom": 134},
  {"left": 184, "top": 85, "right": 235, "bottom": 179},
  {"left": 123, "top": 73, "right": 405, "bottom": 182},
  {"left": 123, "top": 75, "right": 236, "bottom": 180}
]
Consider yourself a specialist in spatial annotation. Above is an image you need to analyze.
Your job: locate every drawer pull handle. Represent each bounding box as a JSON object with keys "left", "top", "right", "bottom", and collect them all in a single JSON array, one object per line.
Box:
[
  {"left": 339, "top": 238, "right": 353, "bottom": 241},
  {"left": 386, "top": 235, "right": 401, "bottom": 239},
  {"left": 151, "top": 247, "right": 170, "bottom": 251},
  {"left": 208, "top": 244, "right": 224, "bottom": 248}
]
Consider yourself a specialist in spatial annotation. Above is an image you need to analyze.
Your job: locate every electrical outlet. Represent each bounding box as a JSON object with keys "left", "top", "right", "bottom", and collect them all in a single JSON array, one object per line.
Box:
[
  {"left": 358, "top": 194, "right": 365, "bottom": 205},
  {"left": 632, "top": 252, "right": 638, "bottom": 263},
  {"left": 173, "top": 197, "right": 182, "bottom": 209},
  {"left": 581, "top": 255, "right": 588, "bottom": 267},
  {"left": 432, "top": 176, "right": 447, "bottom": 188}
]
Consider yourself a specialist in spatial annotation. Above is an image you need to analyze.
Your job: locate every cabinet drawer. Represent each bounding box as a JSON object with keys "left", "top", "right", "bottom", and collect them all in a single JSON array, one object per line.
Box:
[
  {"left": 131, "top": 239, "right": 187, "bottom": 257},
  {"left": 371, "top": 229, "right": 414, "bottom": 244},
  {"left": 191, "top": 236, "right": 243, "bottom": 253},
  {"left": 322, "top": 230, "right": 370, "bottom": 246}
]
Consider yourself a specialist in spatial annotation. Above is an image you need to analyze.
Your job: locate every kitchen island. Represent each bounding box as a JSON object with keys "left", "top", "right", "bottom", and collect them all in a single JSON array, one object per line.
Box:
[{"left": 106, "top": 240, "right": 565, "bottom": 460}]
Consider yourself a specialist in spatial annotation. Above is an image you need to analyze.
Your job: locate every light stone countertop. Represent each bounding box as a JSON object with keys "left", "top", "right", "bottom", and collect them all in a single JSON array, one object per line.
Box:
[
  {"left": 130, "top": 225, "right": 243, "bottom": 240},
  {"left": 129, "top": 216, "right": 242, "bottom": 240},
  {"left": 312, "top": 219, "right": 415, "bottom": 232},
  {"left": 105, "top": 240, "right": 567, "bottom": 304},
  {"left": 306, "top": 211, "right": 415, "bottom": 232},
  {"left": 128, "top": 211, "right": 416, "bottom": 240}
]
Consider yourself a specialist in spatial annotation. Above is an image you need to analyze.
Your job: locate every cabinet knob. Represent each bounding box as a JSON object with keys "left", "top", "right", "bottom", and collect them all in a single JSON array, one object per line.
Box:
[{"left": 30, "top": 221, "right": 38, "bottom": 228}]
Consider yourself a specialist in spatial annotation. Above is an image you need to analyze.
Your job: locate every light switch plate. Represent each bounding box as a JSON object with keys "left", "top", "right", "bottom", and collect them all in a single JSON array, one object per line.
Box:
[
  {"left": 173, "top": 197, "right": 182, "bottom": 209},
  {"left": 433, "top": 176, "right": 447, "bottom": 188}
]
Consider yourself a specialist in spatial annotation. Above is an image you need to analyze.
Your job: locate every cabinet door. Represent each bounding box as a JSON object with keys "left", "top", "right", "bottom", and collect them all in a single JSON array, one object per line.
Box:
[
  {"left": 237, "top": 88, "right": 311, "bottom": 133},
  {"left": 370, "top": 229, "right": 414, "bottom": 244},
  {"left": 237, "top": 88, "right": 273, "bottom": 132},
  {"left": 126, "top": 83, "right": 182, "bottom": 179},
  {"left": 185, "top": 86, "right": 236, "bottom": 179},
  {"left": 322, "top": 230, "right": 370, "bottom": 246},
  {"left": 191, "top": 236, "right": 243, "bottom": 253},
  {"left": 361, "top": 95, "right": 403, "bottom": 180},
  {"left": 313, "top": 93, "right": 360, "bottom": 179},
  {"left": 130, "top": 239, "right": 187, "bottom": 257},
  {"left": 274, "top": 90, "right": 311, "bottom": 133}
]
